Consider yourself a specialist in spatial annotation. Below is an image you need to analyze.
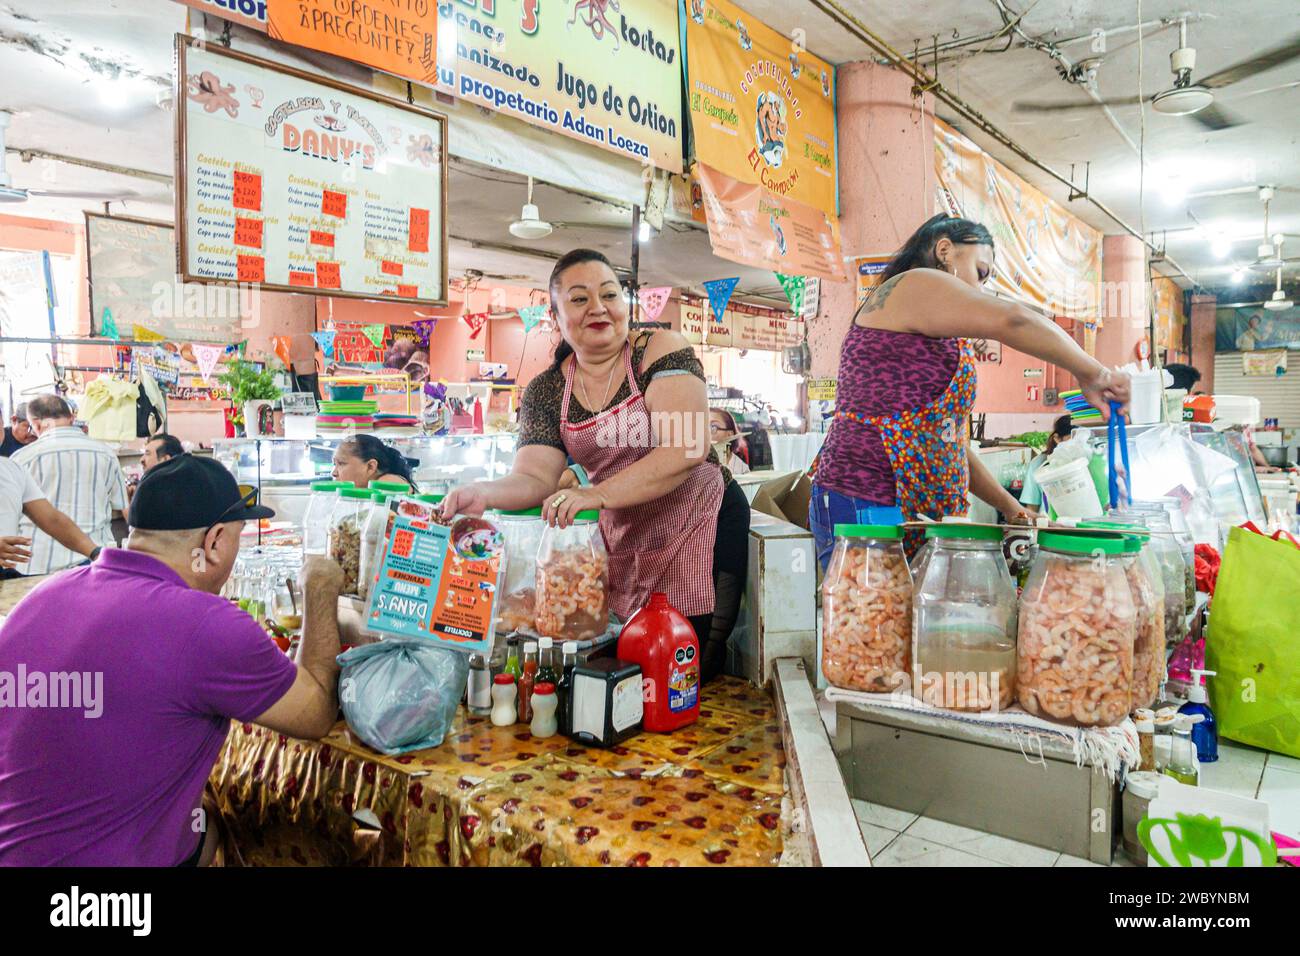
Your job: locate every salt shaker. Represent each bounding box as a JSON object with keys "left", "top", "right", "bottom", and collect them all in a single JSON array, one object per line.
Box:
[
  {"left": 467, "top": 653, "right": 492, "bottom": 716},
  {"left": 490, "top": 674, "right": 517, "bottom": 726}
]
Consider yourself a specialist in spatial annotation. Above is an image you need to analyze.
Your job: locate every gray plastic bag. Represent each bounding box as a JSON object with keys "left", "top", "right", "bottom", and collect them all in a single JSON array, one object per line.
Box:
[{"left": 337, "top": 638, "right": 469, "bottom": 755}]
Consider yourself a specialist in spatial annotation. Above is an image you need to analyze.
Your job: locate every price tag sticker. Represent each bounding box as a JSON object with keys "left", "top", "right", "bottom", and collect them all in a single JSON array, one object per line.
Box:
[
  {"left": 288, "top": 270, "right": 317, "bottom": 287},
  {"left": 232, "top": 171, "right": 263, "bottom": 211},
  {"left": 236, "top": 254, "right": 265, "bottom": 283},
  {"left": 397, "top": 283, "right": 418, "bottom": 298},
  {"left": 309, "top": 230, "right": 335, "bottom": 247},
  {"left": 409, "top": 207, "right": 429, "bottom": 252},
  {"left": 233, "top": 217, "right": 264, "bottom": 248},
  {"left": 381, "top": 260, "right": 404, "bottom": 276},
  {"left": 316, "top": 261, "right": 341, "bottom": 289},
  {"left": 321, "top": 189, "right": 348, "bottom": 219}
]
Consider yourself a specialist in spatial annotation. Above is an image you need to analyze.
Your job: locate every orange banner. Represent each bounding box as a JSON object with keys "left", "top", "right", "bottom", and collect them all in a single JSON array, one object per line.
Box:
[
  {"left": 267, "top": 0, "right": 438, "bottom": 86},
  {"left": 934, "top": 119, "right": 1101, "bottom": 320},
  {"left": 852, "top": 255, "right": 892, "bottom": 307},
  {"left": 696, "top": 162, "right": 845, "bottom": 282},
  {"left": 1153, "top": 275, "right": 1186, "bottom": 352}
]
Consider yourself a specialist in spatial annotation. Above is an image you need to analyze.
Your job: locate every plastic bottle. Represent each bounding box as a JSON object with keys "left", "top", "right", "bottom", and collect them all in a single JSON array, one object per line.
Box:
[
  {"left": 1134, "top": 710, "right": 1155, "bottom": 772},
  {"left": 503, "top": 635, "right": 522, "bottom": 680},
  {"left": 530, "top": 682, "right": 557, "bottom": 738},
  {"left": 557, "top": 641, "right": 578, "bottom": 736},
  {"left": 490, "top": 674, "right": 517, "bottom": 726},
  {"left": 1178, "top": 668, "right": 1218, "bottom": 763},
  {"left": 1163, "top": 713, "right": 1203, "bottom": 786},
  {"left": 467, "top": 653, "right": 492, "bottom": 716},
  {"left": 536, "top": 636, "right": 559, "bottom": 687},
  {"left": 517, "top": 641, "right": 538, "bottom": 723},
  {"left": 617, "top": 592, "right": 699, "bottom": 733}
]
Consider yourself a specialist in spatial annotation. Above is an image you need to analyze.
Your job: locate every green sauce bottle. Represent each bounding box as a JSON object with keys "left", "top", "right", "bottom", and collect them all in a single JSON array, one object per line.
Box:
[{"left": 503, "top": 635, "right": 522, "bottom": 680}]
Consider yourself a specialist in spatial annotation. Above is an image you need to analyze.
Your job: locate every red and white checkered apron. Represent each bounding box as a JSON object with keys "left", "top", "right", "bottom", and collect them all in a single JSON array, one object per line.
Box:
[{"left": 560, "top": 343, "right": 724, "bottom": 620}]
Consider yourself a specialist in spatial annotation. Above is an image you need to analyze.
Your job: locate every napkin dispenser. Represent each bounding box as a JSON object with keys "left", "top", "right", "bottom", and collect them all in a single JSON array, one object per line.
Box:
[{"left": 567, "top": 658, "right": 643, "bottom": 748}]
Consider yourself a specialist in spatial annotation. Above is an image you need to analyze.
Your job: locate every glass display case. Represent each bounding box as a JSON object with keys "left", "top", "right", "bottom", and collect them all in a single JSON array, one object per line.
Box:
[{"left": 212, "top": 434, "right": 518, "bottom": 528}]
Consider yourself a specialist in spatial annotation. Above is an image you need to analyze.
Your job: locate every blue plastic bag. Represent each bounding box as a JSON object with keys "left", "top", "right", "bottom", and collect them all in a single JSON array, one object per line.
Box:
[{"left": 337, "top": 638, "right": 469, "bottom": 755}]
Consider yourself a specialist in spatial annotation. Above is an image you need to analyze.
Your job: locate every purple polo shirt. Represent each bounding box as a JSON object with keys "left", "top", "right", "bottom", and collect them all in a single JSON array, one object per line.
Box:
[{"left": 0, "top": 548, "right": 297, "bottom": 866}]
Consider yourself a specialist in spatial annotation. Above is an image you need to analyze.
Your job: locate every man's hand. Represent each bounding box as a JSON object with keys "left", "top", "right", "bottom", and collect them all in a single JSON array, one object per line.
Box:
[
  {"left": 0, "top": 536, "right": 32, "bottom": 568},
  {"left": 301, "top": 555, "right": 344, "bottom": 596},
  {"left": 1080, "top": 367, "right": 1131, "bottom": 422}
]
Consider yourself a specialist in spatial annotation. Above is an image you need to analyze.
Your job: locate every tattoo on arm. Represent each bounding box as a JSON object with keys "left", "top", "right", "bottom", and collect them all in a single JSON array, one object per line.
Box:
[{"left": 857, "top": 273, "right": 905, "bottom": 319}]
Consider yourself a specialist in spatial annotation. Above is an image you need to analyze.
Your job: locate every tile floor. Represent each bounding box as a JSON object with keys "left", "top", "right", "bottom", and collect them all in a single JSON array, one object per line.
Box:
[{"left": 823, "top": 697, "right": 1300, "bottom": 867}]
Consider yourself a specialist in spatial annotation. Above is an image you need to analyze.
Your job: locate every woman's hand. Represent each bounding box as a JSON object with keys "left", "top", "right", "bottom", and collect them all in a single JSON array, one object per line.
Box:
[
  {"left": 441, "top": 483, "right": 490, "bottom": 521},
  {"left": 0, "top": 536, "right": 32, "bottom": 568},
  {"left": 556, "top": 467, "right": 580, "bottom": 492},
  {"left": 542, "top": 486, "right": 606, "bottom": 529},
  {"left": 1080, "top": 367, "right": 1131, "bottom": 422}
]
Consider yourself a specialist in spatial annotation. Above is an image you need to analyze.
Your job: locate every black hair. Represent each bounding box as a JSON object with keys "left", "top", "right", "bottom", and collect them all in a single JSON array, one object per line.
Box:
[
  {"left": 341, "top": 434, "right": 419, "bottom": 491},
  {"left": 878, "top": 213, "right": 995, "bottom": 284},
  {"left": 149, "top": 433, "right": 185, "bottom": 460},
  {"left": 27, "top": 394, "right": 74, "bottom": 421},
  {"left": 710, "top": 407, "right": 748, "bottom": 462},
  {"left": 547, "top": 248, "right": 618, "bottom": 369},
  {"left": 1052, "top": 414, "right": 1073, "bottom": 438},
  {"left": 1163, "top": 363, "right": 1202, "bottom": 392}
]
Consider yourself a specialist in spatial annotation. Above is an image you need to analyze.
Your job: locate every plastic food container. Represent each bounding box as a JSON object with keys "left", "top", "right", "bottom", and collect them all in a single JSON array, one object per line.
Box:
[
  {"left": 303, "top": 481, "right": 350, "bottom": 555},
  {"left": 914, "top": 524, "right": 1017, "bottom": 711},
  {"left": 1017, "top": 531, "right": 1136, "bottom": 727},
  {"left": 821, "top": 524, "right": 912, "bottom": 694},
  {"left": 493, "top": 507, "right": 545, "bottom": 634},
  {"left": 1121, "top": 771, "right": 1162, "bottom": 864},
  {"left": 1081, "top": 521, "right": 1165, "bottom": 710},
  {"left": 1111, "top": 507, "right": 1187, "bottom": 645},
  {"left": 358, "top": 490, "right": 396, "bottom": 601},
  {"left": 535, "top": 510, "right": 609, "bottom": 642},
  {"left": 1034, "top": 456, "right": 1103, "bottom": 520},
  {"left": 327, "top": 488, "right": 377, "bottom": 596}
]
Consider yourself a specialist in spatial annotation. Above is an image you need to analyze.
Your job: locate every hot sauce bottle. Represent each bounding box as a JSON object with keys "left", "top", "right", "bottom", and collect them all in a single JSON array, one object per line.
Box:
[{"left": 517, "top": 641, "right": 538, "bottom": 723}]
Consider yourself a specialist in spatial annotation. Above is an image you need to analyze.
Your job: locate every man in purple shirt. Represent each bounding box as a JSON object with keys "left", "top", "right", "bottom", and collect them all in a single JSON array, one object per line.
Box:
[{"left": 0, "top": 454, "right": 344, "bottom": 866}]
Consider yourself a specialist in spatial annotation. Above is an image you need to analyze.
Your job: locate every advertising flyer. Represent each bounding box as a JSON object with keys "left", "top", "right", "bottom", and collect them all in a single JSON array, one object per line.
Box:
[
  {"left": 685, "top": 0, "right": 838, "bottom": 216},
  {"left": 366, "top": 499, "right": 502, "bottom": 656},
  {"left": 177, "top": 37, "right": 447, "bottom": 305}
]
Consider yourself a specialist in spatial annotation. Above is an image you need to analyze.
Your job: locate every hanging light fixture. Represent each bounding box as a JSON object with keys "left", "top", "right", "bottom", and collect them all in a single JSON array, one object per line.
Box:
[{"left": 509, "top": 176, "right": 554, "bottom": 239}]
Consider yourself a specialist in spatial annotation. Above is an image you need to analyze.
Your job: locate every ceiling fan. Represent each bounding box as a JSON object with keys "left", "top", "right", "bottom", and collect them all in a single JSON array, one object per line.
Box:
[
  {"left": 1014, "top": 22, "right": 1300, "bottom": 132},
  {"left": 0, "top": 112, "right": 138, "bottom": 204}
]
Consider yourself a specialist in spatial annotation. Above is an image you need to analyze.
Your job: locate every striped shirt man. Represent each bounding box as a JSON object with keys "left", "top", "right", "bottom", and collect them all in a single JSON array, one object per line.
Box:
[{"left": 12, "top": 426, "right": 126, "bottom": 575}]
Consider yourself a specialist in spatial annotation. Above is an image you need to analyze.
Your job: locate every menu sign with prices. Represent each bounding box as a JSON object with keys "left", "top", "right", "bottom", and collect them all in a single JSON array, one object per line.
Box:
[
  {"left": 175, "top": 36, "right": 448, "bottom": 305},
  {"left": 366, "top": 499, "right": 502, "bottom": 656}
]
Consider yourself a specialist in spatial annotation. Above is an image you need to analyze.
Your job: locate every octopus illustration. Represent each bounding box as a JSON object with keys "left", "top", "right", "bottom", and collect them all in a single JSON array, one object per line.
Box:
[
  {"left": 754, "top": 91, "right": 787, "bottom": 168},
  {"left": 820, "top": 68, "right": 830, "bottom": 96},
  {"left": 690, "top": 0, "right": 704, "bottom": 24},
  {"left": 788, "top": 52, "right": 801, "bottom": 79},
  {"left": 244, "top": 85, "right": 264, "bottom": 109},
  {"left": 569, "top": 0, "right": 621, "bottom": 50},
  {"left": 407, "top": 133, "right": 437, "bottom": 166},
  {"left": 736, "top": 19, "right": 752, "bottom": 50},
  {"left": 769, "top": 215, "right": 787, "bottom": 256},
  {"left": 187, "top": 71, "right": 240, "bottom": 117}
]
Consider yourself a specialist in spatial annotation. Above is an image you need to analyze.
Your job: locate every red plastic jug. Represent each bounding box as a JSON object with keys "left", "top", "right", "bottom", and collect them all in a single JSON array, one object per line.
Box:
[{"left": 617, "top": 593, "right": 699, "bottom": 733}]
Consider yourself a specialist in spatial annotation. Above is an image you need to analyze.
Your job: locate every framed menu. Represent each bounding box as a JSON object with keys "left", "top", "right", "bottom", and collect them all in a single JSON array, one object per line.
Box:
[{"left": 175, "top": 35, "right": 448, "bottom": 305}]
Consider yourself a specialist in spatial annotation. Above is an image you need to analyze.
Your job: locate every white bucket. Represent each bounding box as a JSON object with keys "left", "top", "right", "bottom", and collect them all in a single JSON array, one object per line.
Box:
[
  {"left": 1130, "top": 370, "right": 1164, "bottom": 425},
  {"left": 1036, "top": 456, "right": 1103, "bottom": 519}
]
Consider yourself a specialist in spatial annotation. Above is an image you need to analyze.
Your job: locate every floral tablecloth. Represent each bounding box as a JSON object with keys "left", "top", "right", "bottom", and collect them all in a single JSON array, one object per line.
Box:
[{"left": 210, "top": 677, "right": 787, "bottom": 867}]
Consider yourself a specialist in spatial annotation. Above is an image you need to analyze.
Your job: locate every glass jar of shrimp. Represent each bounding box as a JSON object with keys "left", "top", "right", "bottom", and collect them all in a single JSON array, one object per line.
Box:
[
  {"left": 913, "top": 524, "right": 1018, "bottom": 712},
  {"left": 1017, "top": 531, "right": 1137, "bottom": 727},
  {"left": 820, "top": 525, "right": 912, "bottom": 694},
  {"left": 535, "top": 510, "right": 609, "bottom": 642}
]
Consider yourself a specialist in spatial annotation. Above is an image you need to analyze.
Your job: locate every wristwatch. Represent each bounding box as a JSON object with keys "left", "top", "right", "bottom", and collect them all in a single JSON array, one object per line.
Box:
[{"left": 89, "top": 546, "right": 102, "bottom": 561}]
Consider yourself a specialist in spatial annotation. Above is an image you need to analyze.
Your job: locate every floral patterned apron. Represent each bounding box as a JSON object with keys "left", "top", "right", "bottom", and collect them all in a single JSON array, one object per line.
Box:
[{"left": 560, "top": 343, "right": 725, "bottom": 620}]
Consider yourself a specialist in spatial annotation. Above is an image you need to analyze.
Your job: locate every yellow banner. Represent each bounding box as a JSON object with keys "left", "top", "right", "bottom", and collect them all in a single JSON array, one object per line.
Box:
[
  {"left": 1153, "top": 275, "right": 1186, "bottom": 352},
  {"left": 685, "top": 0, "right": 837, "bottom": 217},
  {"left": 807, "top": 377, "right": 836, "bottom": 401},
  {"left": 934, "top": 119, "right": 1101, "bottom": 320}
]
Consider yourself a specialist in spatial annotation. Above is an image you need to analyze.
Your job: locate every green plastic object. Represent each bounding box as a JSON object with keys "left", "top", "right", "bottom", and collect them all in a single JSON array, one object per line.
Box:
[
  {"left": 310, "top": 480, "right": 348, "bottom": 492},
  {"left": 370, "top": 481, "right": 412, "bottom": 493},
  {"left": 923, "top": 523, "right": 1004, "bottom": 541},
  {"left": 497, "top": 506, "right": 544, "bottom": 517},
  {"left": 574, "top": 510, "right": 600, "bottom": 521},
  {"left": 417, "top": 494, "right": 446, "bottom": 504},
  {"left": 1138, "top": 812, "right": 1277, "bottom": 867},
  {"left": 832, "top": 524, "right": 902, "bottom": 539},
  {"left": 338, "top": 488, "right": 373, "bottom": 501},
  {"left": 1037, "top": 530, "right": 1127, "bottom": 555}
]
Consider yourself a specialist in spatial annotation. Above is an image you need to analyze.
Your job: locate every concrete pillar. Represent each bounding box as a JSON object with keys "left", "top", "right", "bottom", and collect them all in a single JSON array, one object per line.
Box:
[
  {"left": 809, "top": 61, "right": 934, "bottom": 377},
  {"left": 1095, "top": 234, "right": 1147, "bottom": 370},
  {"left": 1189, "top": 293, "right": 1218, "bottom": 392}
]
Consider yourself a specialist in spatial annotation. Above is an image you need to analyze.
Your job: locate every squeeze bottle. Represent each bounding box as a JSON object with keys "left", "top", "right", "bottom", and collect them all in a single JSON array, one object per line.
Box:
[
  {"left": 1178, "top": 668, "right": 1218, "bottom": 763},
  {"left": 616, "top": 592, "right": 699, "bottom": 733}
]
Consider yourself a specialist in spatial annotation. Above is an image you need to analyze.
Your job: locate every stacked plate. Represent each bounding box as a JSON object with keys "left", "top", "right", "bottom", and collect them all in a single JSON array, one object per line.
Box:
[
  {"left": 1059, "top": 389, "right": 1103, "bottom": 426},
  {"left": 373, "top": 413, "right": 420, "bottom": 433},
  {"left": 317, "top": 399, "right": 378, "bottom": 433}
]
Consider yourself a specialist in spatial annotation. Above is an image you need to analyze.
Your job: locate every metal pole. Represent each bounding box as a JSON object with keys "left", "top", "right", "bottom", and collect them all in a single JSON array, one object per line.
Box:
[{"left": 630, "top": 204, "right": 642, "bottom": 326}]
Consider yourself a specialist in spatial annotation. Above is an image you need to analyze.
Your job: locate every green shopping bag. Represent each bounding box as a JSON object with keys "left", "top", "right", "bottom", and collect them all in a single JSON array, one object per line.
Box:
[{"left": 1205, "top": 525, "right": 1300, "bottom": 759}]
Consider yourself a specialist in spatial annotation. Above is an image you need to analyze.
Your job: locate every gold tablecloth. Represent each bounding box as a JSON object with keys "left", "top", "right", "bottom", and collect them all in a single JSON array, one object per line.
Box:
[{"left": 211, "top": 678, "right": 787, "bottom": 867}]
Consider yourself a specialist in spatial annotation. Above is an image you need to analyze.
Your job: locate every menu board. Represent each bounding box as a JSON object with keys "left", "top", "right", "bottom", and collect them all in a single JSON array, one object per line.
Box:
[
  {"left": 679, "top": 298, "right": 803, "bottom": 352},
  {"left": 366, "top": 499, "right": 502, "bottom": 656},
  {"left": 86, "top": 213, "right": 242, "bottom": 343},
  {"left": 176, "top": 35, "right": 448, "bottom": 305}
]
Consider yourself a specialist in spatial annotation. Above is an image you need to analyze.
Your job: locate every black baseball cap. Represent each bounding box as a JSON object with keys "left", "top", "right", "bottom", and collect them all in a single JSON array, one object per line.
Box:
[{"left": 128, "top": 453, "right": 275, "bottom": 530}]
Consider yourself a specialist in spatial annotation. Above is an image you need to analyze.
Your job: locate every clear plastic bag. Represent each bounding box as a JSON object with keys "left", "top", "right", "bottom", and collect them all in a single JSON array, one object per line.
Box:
[
  {"left": 494, "top": 509, "right": 545, "bottom": 634},
  {"left": 337, "top": 638, "right": 470, "bottom": 755},
  {"left": 535, "top": 511, "right": 609, "bottom": 642},
  {"left": 821, "top": 525, "right": 912, "bottom": 693}
]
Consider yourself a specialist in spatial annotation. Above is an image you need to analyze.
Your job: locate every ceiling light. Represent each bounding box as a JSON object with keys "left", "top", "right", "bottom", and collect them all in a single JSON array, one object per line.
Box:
[
  {"left": 509, "top": 176, "right": 553, "bottom": 240},
  {"left": 1211, "top": 235, "right": 1231, "bottom": 258},
  {"left": 1231, "top": 269, "right": 1245, "bottom": 284},
  {"left": 1264, "top": 289, "right": 1293, "bottom": 311},
  {"left": 1272, "top": 233, "right": 1285, "bottom": 246},
  {"left": 1151, "top": 86, "right": 1214, "bottom": 116},
  {"left": 638, "top": 222, "right": 651, "bottom": 243}
]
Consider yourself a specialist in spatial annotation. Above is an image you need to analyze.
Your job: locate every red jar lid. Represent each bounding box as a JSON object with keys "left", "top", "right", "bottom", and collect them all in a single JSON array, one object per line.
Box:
[
  {"left": 493, "top": 673, "right": 515, "bottom": 685},
  {"left": 533, "top": 682, "right": 555, "bottom": 695}
]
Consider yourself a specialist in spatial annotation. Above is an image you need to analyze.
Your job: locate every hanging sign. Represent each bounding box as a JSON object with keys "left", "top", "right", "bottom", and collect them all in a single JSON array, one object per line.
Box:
[
  {"left": 311, "top": 329, "right": 337, "bottom": 358},
  {"left": 703, "top": 276, "right": 740, "bottom": 324},
  {"left": 193, "top": 343, "right": 224, "bottom": 382},
  {"left": 696, "top": 162, "right": 845, "bottom": 281},
  {"left": 462, "top": 312, "right": 489, "bottom": 340},
  {"left": 271, "top": 334, "right": 294, "bottom": 367},
  {"left": 176, "top": 36, "right": 448, "bottom": 305},
  {"left": 100, "top": 307, "right": 120, "bottom": 341},
  {"left": 679, "top": 297, "right": 802, "bottom": 352},
  {"left": 411, "top": 318, "right": 436, "bottom": 346},
  {"left": 685, "top": 0, "right": 838, "bottom": 217},
  {"left": 517, "top": 305, "right": 547, "bottom": 333},
  {"left": 637, "top": 286, "right": 673, "bottom": 323},
  {"left": 775, "top": 273, "right": 805, "bottom": 314},
  {"left": 267, "top": 0, "right": 438, "bottom": 86},
  {"left": 132, "top": 324, "right": 167, "bottom": 343},
  {"left": 801, "top": 277, "right": 821, "bottom": 320},
  {"left": 361, "top": 324, "right": 387, "bottom": 348},
  {"left": 1242, "top": 349, "right": 1288, "bottom": 376}
]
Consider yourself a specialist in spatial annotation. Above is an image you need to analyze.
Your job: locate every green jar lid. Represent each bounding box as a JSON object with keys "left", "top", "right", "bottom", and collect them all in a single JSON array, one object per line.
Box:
[
  {"left": 310, "top": 480, "right": 348, "bottom": 492},
  {"left": 1122, "top": 537, "right": 1144, "bottom": 555},
  {"left": 923, "top": 524, "right": 1004, "bottom": 541},
  {"left": 370, "top": 481, "right": 411, "bottom": 493},
  {"left": 1079, "top": 519, "right": 1151, "bottom": 539},
  {"left": 1038, "top": 530, "right": 1127, "bottom": 555},
  {"left": 339, "top": 488, "right": 373, "bottom": 501},
  {"left": 370, "top": 490, "right": 391, "bottom": 502},
  {"left": 497, "top": 506, "right": 543, "bottom": 517},
  {"left": 574, "top": 510, "right": 600, "bottom": 521},
  {"left": 833, "top": 524, "right": 902, "bottom": 539},
  {"left": 417, "top": 494, "right": 446, "bottom": 504}
]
